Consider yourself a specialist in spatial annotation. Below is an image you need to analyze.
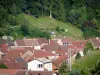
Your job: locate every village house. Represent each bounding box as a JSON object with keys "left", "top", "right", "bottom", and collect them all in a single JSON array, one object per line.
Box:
[
  {"left": 29, "top": 50, "right": 56, "bottom": 60},
  {"left": 42, "top": 40, "right": 60, "bottom": 53},
  {"left": 28, "top": 58, "right": 52, "bottom": 71},
  {"left": 57, "top": 37, "right": 73, "bottom": 46},
  {"left": 14, "top": 38, "right": 49, "bottom": 50},
  {"left": 0, "top": 36, "right": 88, "bottom": 75},
  {"left": 89, "top": 37, "right": 100, "bottom": 49},
  {"left": 38, "top": 38, "right": 49, "bottom": 47},
  {"left": 14, "top": 38, "right": 41, "bottom": 50},
  {"left": 52, "top": 55, "right": 67, "bottom": 72}
]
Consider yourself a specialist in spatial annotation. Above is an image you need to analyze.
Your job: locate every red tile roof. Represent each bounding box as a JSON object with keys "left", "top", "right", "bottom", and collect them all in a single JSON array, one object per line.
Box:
[
  {"left": 6, "top": 50, "right": 26, "bottom": 58},
  {"left": 52, "top": 64, "right": 58, "bottom": 72},
  {"left": 16, "top": 71, "right": 53, "bottom": 75},
  {"left": 90, "top": 37, "right": 100, "bottom": 47},
  {"left": 42, "top": 40, "right": 60, "bottom": 52},
  {"left": 10, "top": 47, "right": 34, "bottom": 51},
  {"left": 16, "top": 40, "right": 26, "bottom": 46},
  {"left": 29, "top": 50, "right": 55, "bottom": 61},
  {"left": 38, "top": 38, "right": 49, "bottom": 44},
  {"left": 3, "top": 58, "right": 27, "bottom": 69},
  {"left": 0, "top": 44, "right": 9, "bottom": 53},
  {"left": 16, "top": 39, "right": 40, "bottom": 46},
  {"left": 29, "top": 71, "right": 53, "bottom": 75},
  {"left": 61, "top": 37, "right": 73, "bottom": 43},
  {"left": 0, "top": 69, "right": 20, "bottom": 75},
  {"left": 53, "top": 55, "right": 67, "bottom": 66},
  {"left": 0, "top": 70, "right": 53, "bottom": 75},
  {"left": 55, "top": 50, "right": 66, "bottom": 55},
  {"left": 71, "top": 40, "right": 86, "bottom": 51},
  {"left": 24, "top": 39, "right": 40, "bottom": 46}
]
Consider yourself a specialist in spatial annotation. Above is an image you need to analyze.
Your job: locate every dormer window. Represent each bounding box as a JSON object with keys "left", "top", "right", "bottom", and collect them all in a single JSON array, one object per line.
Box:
[{"left": 63, "top": 43, "right": 68, "bottom": 46}]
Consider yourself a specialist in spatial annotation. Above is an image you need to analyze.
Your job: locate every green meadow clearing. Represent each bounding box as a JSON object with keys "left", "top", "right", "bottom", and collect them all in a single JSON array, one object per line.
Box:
[
  {"left": 17, "top": 14, "right": 84, "bottom": 39},
  {"left": 72, "top": 50, "right": 100, "bottom": 70}
]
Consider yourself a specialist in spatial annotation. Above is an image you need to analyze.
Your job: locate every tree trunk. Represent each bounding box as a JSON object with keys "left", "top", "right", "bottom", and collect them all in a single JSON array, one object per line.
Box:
[
  {"left": 50, "top": 10, "right": 52, "bottom": 18},
  {"left": 49, "top": 5, "right": 52, "bottom": 18}
]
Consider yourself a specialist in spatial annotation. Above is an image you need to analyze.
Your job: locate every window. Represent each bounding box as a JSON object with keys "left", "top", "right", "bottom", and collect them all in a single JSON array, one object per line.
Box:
[
  {"left": 63, "top": 43, "right": 67, "bottom": 46},
  {"left": 38, "top": 64, "right": 43, "bottom": 68},
  {"left": 63, "top": 43, "right": 69, "bottom": 46}
]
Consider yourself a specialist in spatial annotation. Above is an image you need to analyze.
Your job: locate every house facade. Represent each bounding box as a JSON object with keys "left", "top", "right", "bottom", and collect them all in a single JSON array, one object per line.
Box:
[
  {"left": 28, "top": 60, "right": 44, "bottom": 71},
  {"left": 28, "top": 59, "right": 52, "bottom": 71}
]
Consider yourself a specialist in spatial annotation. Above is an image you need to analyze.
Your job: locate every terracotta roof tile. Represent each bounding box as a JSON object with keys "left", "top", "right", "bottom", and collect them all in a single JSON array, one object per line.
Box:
[
  {"left": 6, "top": 50, "right": 26, "bottom": 58},
  {"left": 29, "top": 50, "right": 55, "bottom": 61},
  {"left": 52, "top": 64, "right": 58, "bottom": 72},
  {"left": 16, "top": 40, "right": 26, "bottom": 46},
  {"left": 29, "top": 71, "right": 53, "bottom": 75},
  {"left": 0, "top": 44, "right": 9, "bottom": 53},
  {"left": 53, "top": 55, "right": 67, "bottom": 66},
  {"left": 42, "top": 40, "right": 60, "bottom": 52},
  {"left": 3, "top": 58, "right": 27, "bottom": 69},
  {"left": 61, "top": 37, "right": 73, "bottom": 43},
  {"left": 55, "top": 50, "right": 66, "bottom": 55},
  {"left": 0, "top": 69, "right": 20, "bottom": 75},
  {"left": 38, "top": 38, "right": 49, "bottom": 44},
  {"left": 90, "top": 37, "right": 100, "bottom": 47},
  {"left": 24, "top": 39, "right": 40, "bottom": 46}
]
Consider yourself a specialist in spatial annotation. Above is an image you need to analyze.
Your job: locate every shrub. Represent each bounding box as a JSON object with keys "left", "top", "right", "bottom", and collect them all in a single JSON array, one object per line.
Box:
[
  {"left": 69, "top": 70, "right": 81, "bottom": 75},
  {"left": 75, "top": 52, "right": 81, "bottom": 59}
]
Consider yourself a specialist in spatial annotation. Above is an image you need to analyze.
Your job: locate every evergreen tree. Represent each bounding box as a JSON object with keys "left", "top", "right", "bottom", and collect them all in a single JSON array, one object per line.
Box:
[
  {"left": 75, "top": 52, "right": 81, "bottom": 59},
  {"left": 58, "top": 62, "right": 68, "bottom": 75},
  {"left": 10, "top": 3, "right": 18, "bottom": 15},
  {"left": 58, "top": 0, "right": 66, "bottom": 21}
]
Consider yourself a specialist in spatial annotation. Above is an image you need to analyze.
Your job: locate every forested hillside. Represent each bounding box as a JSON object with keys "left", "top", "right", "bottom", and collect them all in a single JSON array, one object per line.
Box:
[{"left": 0, "top": 0, "right": 100, "bottom": 39}]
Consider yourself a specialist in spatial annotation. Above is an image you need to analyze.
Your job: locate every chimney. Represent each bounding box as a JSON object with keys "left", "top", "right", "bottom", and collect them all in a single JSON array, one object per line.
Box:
[
  {"left": 49, "top": 39, "right": 50, "bottom": 44},
  {"left": 19, "top": 53, "right": 22, "bottom": 56}
]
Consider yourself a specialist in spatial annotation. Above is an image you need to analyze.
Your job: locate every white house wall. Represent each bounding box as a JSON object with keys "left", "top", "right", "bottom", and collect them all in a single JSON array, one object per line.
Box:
[
  {"left": 44, "top": 63, "right": 52, "bottom": 71},
  {"left": 79, "top": 51, "right": 84, "bottom": 56},
  {"left": 34, "top": 46, "right": 41, "bottom": 50},
  {"left": 28, "top": 60, "right": 44, "bottom": 71}
]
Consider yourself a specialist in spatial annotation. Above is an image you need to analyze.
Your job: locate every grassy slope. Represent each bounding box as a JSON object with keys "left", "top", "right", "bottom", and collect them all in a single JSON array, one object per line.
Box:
[
  {"left": 18, "top": 14, "right": 84, "bottom": 39},
  {"left": 72, "top": 51, "right": 100, "bottom": 70}
]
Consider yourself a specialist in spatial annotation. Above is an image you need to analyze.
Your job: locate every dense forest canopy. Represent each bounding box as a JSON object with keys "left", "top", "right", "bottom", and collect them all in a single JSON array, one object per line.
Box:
[{"left": 0, "top": 0, "right": 100, "bottom": 39}]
